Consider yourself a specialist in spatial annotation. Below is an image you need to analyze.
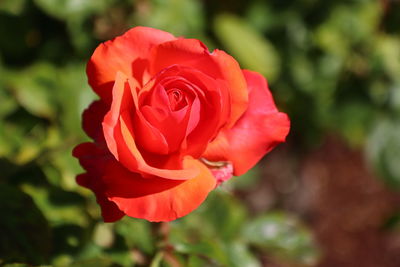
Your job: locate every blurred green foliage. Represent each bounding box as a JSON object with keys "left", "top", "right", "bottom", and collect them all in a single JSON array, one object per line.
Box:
[{"left": 0, "top": 0, "right": 399, "bottom": 266}]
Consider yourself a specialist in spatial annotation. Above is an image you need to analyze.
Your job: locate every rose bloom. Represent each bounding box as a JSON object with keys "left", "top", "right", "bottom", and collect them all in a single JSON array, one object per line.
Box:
[{"left": 73, "top": 27, "right": 290, "bottom": 222}]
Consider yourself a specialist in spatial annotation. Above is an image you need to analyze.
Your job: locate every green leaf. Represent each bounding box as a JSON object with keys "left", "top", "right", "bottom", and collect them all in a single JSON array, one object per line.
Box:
[
  {"left": 366, "top": 118, "right": 400, "bottom": 189},
  {"left": 21, "top": 184, "right": 88, "bottom": 226},
  {"left": 242, "top": 212, "right": 319, "bottom": 266},
  {"left": 33, "top": 0, "right": 116, "bottom": 20},
  {"left": 0, "top": 0, "right": 26, "bottom": 15},
  {"left": 374, "top": 36, "right": 400, "bottom": 83},
  {"left": 114, "top": 217, "right": 155, "bottom": 255},
  {"left": 0, "top": 87, "right": 18, "bottom": 118},
  {"left": 169, "top": 191, "right": 249, "bottom": 266},
  {"left": 389, "top": 85, "right": 400, "bottom": 115},
  {"left": 173, "top": 239, "right": 230, "bottom": 266},
  {"left": 2, "top": 264, "right": 30, "bottom": 267},
  {"left": 187, "top": 255, "right": 210, "bottom": 267},
  {"left": 170, "top": 191, "right": 247, "bottom": 242},
  {"left": 314, "top": 2, "right": 380, "bottom": 57},
  {"left": 5, "top": 63, "right": 58, "bottom": 119},
  {"left": 93, "top": 223, "right": 115, "bottom": 248},
  {"left": 226, "top": 241, "right": 261, "bottom": 267},
  {"left": 56, "top": 63, "right": 96, "bottom": 139},
  {"left": 70, "top": 257, "right": 114, "bottom": 267},
  {"left": 150, "top": 251, "right": 163, "bottom": 267},
  {"left": 230, "top": 165, "right": 261, "bottom": 190},
  {"left": 214, "top": 14, "right": 281, "bottom": 81},
  {"left": 245, "top": 1, "right": 275, "bottom": 32},
  {"left": 136, "top": 0, "right": 205, "bottom": 38},
  {"left": 289, "top": 54, "right": 315, "bottom": 94},
  {"left": 333, "top": 102, "right": 375, "bottom": 147},
  {"left": 201, "top": 191, "right": 247, "bottom": 240}
]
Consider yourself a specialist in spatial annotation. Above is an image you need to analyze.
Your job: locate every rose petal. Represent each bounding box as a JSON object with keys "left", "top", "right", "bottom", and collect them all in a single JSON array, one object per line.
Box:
[
  {"left": 203, "top": 70, "right": 290, "bottom": 176},
  {"left": 82, "top": 100, "right": 109, "bottom": 143},
  {"left": 142, "top": 65, "right": 230, "bottom": 157},
  {"left": 102, "top": 72, "right": 199, "bottom": 180},
  {"left": 73, "top": 143, "right": 124, "bottom": 222},
  {"left": 77, "top": 173, "right": 125, "bottom": 222},
  {"left": 87, "top": 27, "right": 176, "bottom": 101},
  {"left": 140, "top": 105, "right": 190, "bottom": 153},
  {"left": 105, "top": 157, "right": 216, "bottom": 222},
  {"left": 73, "top": 142, "right": 109, "bottom": 175},
  {"left": 150, "top": 39, "right": 248, "bottom": 127},
  {"left": 73, "top": 142, "right": 215, "bottom": 222},
  {"left": 139, "top": 81, "right": 191, "bottom": 153}
]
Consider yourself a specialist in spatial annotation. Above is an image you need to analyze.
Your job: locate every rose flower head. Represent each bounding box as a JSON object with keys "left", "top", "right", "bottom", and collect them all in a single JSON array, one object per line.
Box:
[{"left": 73, "top": 27, "right": 290, "bottom": 222}]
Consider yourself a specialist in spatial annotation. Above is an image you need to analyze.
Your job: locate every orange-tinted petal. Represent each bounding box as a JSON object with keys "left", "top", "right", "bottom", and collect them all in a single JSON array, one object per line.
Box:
[
  {"left": 203, "top": 70, "right": 290, "bottom": 176},
  {"left": 73, "top": 140, "right": 215, "bottom": 222},
  {"left": 105, "top": 157, "right": 216, "bottom": 222},
  {"left": 87, "top": 27, "right": 176, "bottom": 101}
]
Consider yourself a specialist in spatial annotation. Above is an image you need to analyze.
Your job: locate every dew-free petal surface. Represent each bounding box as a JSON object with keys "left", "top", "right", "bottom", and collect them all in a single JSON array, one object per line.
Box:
[
  {"left": 204, "top": 70, "right": 290, "bottom": 176},
  {"left": 87, "top": 27, "right": 176, "bottom": 101}
]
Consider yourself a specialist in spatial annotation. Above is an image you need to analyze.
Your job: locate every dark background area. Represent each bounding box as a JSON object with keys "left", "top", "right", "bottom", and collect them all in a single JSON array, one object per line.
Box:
[{"left": 0, "top": 0, "right": 400, "bottom": 266}]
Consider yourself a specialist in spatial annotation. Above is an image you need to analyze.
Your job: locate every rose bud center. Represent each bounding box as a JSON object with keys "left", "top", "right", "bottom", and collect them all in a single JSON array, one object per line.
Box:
[{"left": 167, "top": 88, "right": 186, "bottom": 111}]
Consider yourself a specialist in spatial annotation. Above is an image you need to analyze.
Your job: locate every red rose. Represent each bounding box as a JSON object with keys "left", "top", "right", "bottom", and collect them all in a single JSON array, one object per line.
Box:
[{"left": 73, "top": 27, "right": 290, "bottom": 222}]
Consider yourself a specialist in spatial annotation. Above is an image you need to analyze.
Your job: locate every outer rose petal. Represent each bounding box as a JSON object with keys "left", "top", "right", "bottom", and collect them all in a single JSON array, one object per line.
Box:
[
  {"left": 87, "top": 27, "right": 176, "bottom": 101},
  {"left": 77, "top": 174, "right": 124, "bottom": 222},
  {"left": 73, "top": 143, "right": 124, "bottom": 222},
  {"left": 73, "top": 142, "right": 215, "bottom": 222},
  {"left": 82, "top": 100, "right": 109, "bottom": 143},
  {"left": 104, "top": 157, "right": 216, "bottom": 222},
  {"left": 204, "top": 70, "right": 290, "bottom": 176},
  {"left": 150, "top": 39, "right": 248, "bottom": 127}
]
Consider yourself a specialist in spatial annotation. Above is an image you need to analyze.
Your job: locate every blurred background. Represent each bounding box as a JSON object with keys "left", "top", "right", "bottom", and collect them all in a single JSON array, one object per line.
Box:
[{"left": 0, "top": 0, "right": 400, "bottom": 266}]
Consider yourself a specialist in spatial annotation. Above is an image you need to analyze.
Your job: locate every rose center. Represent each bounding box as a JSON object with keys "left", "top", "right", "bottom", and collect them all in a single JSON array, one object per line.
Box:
[{"left": 167, "top": 88, "right": 186, "bottom": 111}]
